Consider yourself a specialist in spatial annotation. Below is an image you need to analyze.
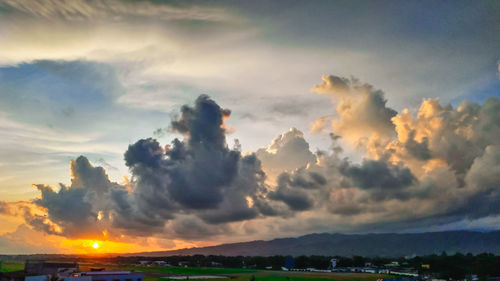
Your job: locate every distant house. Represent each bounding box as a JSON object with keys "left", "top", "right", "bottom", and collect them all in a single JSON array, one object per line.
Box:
[
  {"left": 210, "top": 262, "right": 221, "bottom": 267},
  {"left": 152, "top": 261, "right": 170, "bottom": 267},
  {"left": 384, "top": 261, "right": 399, "bottom": 267}
]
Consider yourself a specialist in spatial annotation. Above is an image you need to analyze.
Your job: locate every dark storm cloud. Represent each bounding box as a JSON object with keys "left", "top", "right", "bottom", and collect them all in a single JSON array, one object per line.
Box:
[
  {"left": 124, "top": 138, "right": 164, "bottom": 168},
  {"left": 341, "top": 160, "right": 416, "bottom": 190},
  {"left": 29, "top": 184, "right": 96, "bottom": 236},
  {"left": 125, "top": 95, "right": 243, "bottom": 211},
  {"left": 268, "top": 187, "right": 313, "bottom": 211},
  {"left": 168, "top": 216, "right": 231, "bottom": 240},
  {"left": 25, "top": 156, "right": 123, "bottom": 238},
  {"left": 279, "top": 170, "right": 327, "bottom": 190},
  {"left": 171, "top": 94, "right": 231, "bottom": 149},
  {"left": 268, "top": 173, "right": 315, "bottom": 211},
  {"left": 71, "top": 156, "right": 121, "bottom": 195},
  {"left": 404, "top": 131, "right": 432, "bottom": 160},
  {"left": 109, "top": 188, "right": 167, "bottom": 235},
  {"left": 107, "top": 94, "right": 271, "bottom": 234}
]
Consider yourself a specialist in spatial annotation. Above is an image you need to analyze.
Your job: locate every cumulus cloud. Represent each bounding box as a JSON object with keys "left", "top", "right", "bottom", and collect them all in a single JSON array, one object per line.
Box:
[
  {"left": 25, "top": 156, "right": 122, "bottom": 239},
  {"left": 256, "top": 128, "right": 316, "bottom": 181},
  {"left": 383, "top": 97, "right": 500, "bottom": 185},
  {"left": 340, "top": 159, "right": 416, "bottom": 201},
  {"left": 302, "top": 75, "right": 500, "bottom": 231},
  {"left": 26, "top": 95, "right": 273, "bottom": 241},
  {"left": 0, "top": 201, "right": 11, "bottom": 215},
  {"left": 267, "top": 170, "right": 328, "bottom": 211},
  {"left": 0, "top": 200, "right": 30, "bottom": 216},
  {"left": 0, "top": 224, "right": 60, "bottom": 254},
  {"left": 311, "top": 75, "right": 397, "bottom": 147},
  {"left": 341, "top": 160, "right": 415, "bottom": 190},
  {"left": 22, "top": 84, "right": 500, "bottom": 245},
  {"left": 121, "top": 95, "right": 265, "bottom": 221}
]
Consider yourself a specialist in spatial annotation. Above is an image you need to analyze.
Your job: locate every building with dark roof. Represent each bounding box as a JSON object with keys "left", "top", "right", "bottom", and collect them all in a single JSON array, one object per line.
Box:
[{"left": 24, "top": 261, "right": 78, "bottom": 277}]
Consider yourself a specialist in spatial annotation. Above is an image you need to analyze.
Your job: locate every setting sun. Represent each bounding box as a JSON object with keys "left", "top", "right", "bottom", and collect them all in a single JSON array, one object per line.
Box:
[{"left": 92, "top": 242, "right": 99, "bottom": 249}]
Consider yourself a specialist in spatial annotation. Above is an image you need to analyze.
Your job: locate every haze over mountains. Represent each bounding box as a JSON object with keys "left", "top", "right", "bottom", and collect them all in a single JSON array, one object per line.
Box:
[{"left": 130, "top": 231, "right": 500, "bottom": 257}]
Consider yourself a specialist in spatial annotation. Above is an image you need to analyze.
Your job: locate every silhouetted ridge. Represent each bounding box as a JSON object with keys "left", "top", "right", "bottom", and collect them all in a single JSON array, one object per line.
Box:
[{"left": 128, "top": 231, "right": 500, "bottom": 257}]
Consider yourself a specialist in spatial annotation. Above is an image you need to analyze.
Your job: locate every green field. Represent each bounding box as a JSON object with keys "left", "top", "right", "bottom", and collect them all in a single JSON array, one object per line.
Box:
[
  {"left": 81, "top": 262, "right": 392, "bottom": 281},
  {"left": 0, "top": 261, "right": 392, "bottom": 281},
  {"left": 122, "top": 265, "right": 392, "bottom": 281},
  {"left": 0, "top": 261, "right": 24, "bottom": 273},
  {"left": 160, "top": 276, "right": 338, "bottom": 281}
]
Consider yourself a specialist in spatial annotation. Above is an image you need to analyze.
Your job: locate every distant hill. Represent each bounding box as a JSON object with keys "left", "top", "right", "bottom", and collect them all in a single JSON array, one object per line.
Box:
[{"left": 129, "top": 231, "right": 500, "bottom": 257}]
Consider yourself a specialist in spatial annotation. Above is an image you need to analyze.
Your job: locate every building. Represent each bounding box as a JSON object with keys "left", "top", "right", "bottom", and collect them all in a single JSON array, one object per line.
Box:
[
  {"left": 385, "top": 261, "right": 399, "bottom": 267},
  {"left": 74, "top": 271, "right": 143, "bottom": 281},
  {"left": 25, "top": 261, "right": 79, "bottom": 277},
  {"left": 25, "top": 276, "right": 47, "bottom": 281},
  {"left": 152, "top": 261, "right": 170, "bottom": 267},
  {"left": 63, "top": 277, "right": 92, "bottom": 281}
]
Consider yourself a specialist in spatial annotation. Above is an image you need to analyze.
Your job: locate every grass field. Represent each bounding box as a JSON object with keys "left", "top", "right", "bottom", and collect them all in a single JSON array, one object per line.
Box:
[
  {"left": 0, "top": 261, "right": 24, "bottom": 273},
  {"left": 123, "top": 265, "right": 392, "bottom": 281},
  {"left": 82, "top": 262, "right": 392, "bottom": 281},
  {"left": 0, "top": 260, "right": 392, "bottom": 281}
]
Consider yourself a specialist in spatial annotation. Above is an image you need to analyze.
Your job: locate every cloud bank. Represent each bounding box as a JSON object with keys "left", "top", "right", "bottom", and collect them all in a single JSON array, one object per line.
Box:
[{"left": 20, "top": 75, "right": 500, "bottom": 247}]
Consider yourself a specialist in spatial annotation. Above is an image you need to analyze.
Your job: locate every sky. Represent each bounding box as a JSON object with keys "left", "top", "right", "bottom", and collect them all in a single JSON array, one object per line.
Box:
[{"left": 0, "top": 0, "right": 500, "bottom": 254}]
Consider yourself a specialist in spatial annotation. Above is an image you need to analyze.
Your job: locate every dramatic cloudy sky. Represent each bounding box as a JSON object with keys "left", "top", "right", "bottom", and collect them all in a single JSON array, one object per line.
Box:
[{"left": 1, "top": 0, "right": 500, "bottom": 254}]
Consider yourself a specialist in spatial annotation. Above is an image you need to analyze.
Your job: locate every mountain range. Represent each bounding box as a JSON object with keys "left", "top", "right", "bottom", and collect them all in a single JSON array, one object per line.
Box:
[{"left": 129, "top": 231, "right": 500, "bottom": 257}]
